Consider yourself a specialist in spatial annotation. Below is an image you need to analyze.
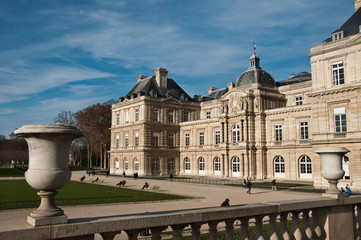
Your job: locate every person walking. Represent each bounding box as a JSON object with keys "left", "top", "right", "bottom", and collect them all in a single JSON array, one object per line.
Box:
[
  {"left": 271, "top": 179, "right": 277, "bottom": 191},
  {"left": 246, "top": 180, "right": 252, "bottom": 194}
]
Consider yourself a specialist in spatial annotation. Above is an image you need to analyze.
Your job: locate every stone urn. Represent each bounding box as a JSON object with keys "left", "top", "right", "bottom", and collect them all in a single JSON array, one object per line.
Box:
[
  {"left": 315, "top": 147, "right": 350, "bottom": 198},
  {"left": 14, "top": 124, "right": 82, "bottom": 226}
]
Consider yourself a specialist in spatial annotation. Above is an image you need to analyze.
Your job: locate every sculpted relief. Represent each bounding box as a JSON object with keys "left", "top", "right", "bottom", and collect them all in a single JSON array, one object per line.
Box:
[{"left": 225, "top": 92, "right": 248, "bottom": 114}]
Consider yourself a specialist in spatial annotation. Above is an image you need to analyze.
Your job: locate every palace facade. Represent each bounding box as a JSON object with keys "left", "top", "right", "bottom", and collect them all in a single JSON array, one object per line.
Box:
[{"left": 110, "top": 1, "right": 361, "bottom": 189}]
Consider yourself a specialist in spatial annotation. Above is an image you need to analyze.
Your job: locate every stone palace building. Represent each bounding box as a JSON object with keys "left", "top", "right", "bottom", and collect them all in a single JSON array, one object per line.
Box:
[{"left": 110, "top": 1, "right": 361, "bottom": 189}]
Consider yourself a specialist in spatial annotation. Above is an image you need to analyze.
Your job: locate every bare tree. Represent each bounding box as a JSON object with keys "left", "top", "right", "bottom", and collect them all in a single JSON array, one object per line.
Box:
[{"left": 54, "top": 111, "right": 76, "bottom": 126}]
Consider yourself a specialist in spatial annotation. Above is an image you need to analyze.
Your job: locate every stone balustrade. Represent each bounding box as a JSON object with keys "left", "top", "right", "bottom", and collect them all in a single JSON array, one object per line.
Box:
[{"left": 2, "top": 196, "right": 361, "bottom": 240}]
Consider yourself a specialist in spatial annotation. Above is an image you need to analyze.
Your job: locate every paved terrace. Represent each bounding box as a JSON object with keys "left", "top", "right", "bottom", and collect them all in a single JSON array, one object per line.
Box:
[{"left": 0, "top": 171, "right": 321, "bottom": 239}]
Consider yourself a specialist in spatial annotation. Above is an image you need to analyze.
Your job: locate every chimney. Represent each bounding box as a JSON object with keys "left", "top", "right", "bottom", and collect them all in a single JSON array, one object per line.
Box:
[
  {"left": 208, "top": 87, "right": 217, "bottom": 95},
  {"left": 136, "top": 74, "right": 147, "bottom": 83},
  {"left": 356, "top": 0, "right": 361, "bottom": 11},
  {"left": 154, "top": 67, "right": 168, "bottom": 88}
]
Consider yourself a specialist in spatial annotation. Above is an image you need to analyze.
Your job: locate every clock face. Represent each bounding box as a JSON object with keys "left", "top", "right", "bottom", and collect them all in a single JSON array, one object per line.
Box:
[{"left": 233, "top": 100, "right": 237, "bottom": 106}]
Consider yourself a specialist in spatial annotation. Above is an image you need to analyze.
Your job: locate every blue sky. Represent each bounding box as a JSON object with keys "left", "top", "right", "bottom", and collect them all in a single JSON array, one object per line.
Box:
[{"left": 0, "top": 0, "right": 354, "bottom": 137}]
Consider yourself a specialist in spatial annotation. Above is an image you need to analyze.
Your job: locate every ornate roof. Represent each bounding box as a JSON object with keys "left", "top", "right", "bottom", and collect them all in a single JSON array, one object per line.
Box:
[
  {"left": 235, "top": 54, "right": 275, "bottom": 87},
  {"left": 124, "top": 76, "right": 193, "bottom": 101}
]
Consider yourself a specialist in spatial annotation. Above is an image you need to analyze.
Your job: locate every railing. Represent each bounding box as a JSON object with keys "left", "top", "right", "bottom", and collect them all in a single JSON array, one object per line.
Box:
[{"left": 1, "top": 196, "right": 361, "bottom": 240}]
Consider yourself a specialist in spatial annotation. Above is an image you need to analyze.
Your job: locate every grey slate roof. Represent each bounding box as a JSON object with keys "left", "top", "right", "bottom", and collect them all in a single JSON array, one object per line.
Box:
[
  {"left": 324, "top": 8, "right": 361, "bottom": 42},
  {"left": 235, "top": 68, "right": 275, "bottom": 87},
  {"left": 124, "top": 76, "right": 193, "bottom": 101},
  {"left": 208, "top": 88, "right": 228, "bottom": 100},
  {"left": 276, "top": 71, "right": 311, "bottom": 86}
]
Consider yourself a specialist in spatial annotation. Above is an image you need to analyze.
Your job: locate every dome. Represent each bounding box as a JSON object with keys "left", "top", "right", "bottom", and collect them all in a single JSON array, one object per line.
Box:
[{"left": 235, "top": 54, "right": 276, "bottom": 87}]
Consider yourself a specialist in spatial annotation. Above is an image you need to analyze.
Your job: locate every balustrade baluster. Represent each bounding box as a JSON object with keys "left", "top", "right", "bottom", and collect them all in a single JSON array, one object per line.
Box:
[
  {"left": 268, "top": 214, "right": 279, "bottom": 240},
  {"left": 311, "top": 209, "right": 326, "bottom": 240},
  {"left": 171, "top": 224, "right": 187, "bottom": 240},
  {"left": 354, "top": 205, "right": 361, "bottom": 239},
  {"left": 278, "top": 212, "right": 290, "bottom": 240},
  {"left": 239, "top": 218, "right": 249, "bottom": 240},
  {"left": 150, "top": 226, "right": 167, "bottom": 240},
  {"left": 254, "top": 216, "right": 264, "bottom": 240},
  {"left": 290, "top": 211, "right": 302, "bottom": 240},
  {"left": 225, "top": 219, "right": 235, "bottom": 240},
  {"left": 208, "top": 221, "right": 219, "bottom": 240},
  {"left": 125, "top": 229, "right": 140, "bottom": 240},
  {"left": 100, "top": 231, "right": 120, "bottom": 240},
  {"left": 301, "top": 210, "right": 312, "bottom": 240},
  {"left": 190, "top": 222, "right": 203, "bottom": 240}
]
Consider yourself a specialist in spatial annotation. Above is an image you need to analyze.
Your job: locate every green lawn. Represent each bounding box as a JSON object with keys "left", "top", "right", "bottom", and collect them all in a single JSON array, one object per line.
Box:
[
  {"left": 0, "top": 180, "right": 188, "bottom": 210},
  {"left": 0, "top": 168, "right": 25, "bottom": 177}
]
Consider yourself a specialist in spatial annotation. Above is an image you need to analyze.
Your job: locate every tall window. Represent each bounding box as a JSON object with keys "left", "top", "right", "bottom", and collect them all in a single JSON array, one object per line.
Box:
[
  {"left": 214, "top": 157, "right": 221, "bottom": 172},
  {"left": 116, "top": 113, "right": 120, "bottom": 125},
  {"left": 116, "top": 135, "right": 119, "bottom": 148},
  {"left": 135, "top": 109, "right": 139, "bottom": 122},
  {"left": 185, "top": 133, "right": 190, "bottom": 146},
  {"left": 115, "top": 158, "right": 119, "bottom": 169},
  {"left": 215, "top": 130, "right": 220, "bottom": 145},
  {"left": 232, "top": 124, "right": 240, "bottom": 143},
  {"left": 334, "top": 107, "right": 347, "bottom": 132},
  {"left": 274, "top": 156, "right": 285, "bottom": 177},
  {"left": 300, "top": 121, "right": 309, "bottom": 140},
  {"left": 206, "top": 111, "right": 211, "bottom": 119},
  {"left": 199, "top": 132, "right": 204, "bottom": 146},
  {"left": 168, "top": 158, "right": 175, "bottom": 171},
  {"left": 275, "top": 124, "right": 282, "bottom": 142},
  {"left": 184, "top": 157, "right": 190, "bottom": 171},
  {"left": 332, "top": 62, "right": 344, "bottom": 86},
  {"left": 152, "top": 158, "right": 159, "bottom": 171},
  {"left": 198, "top": 157, "right": 205, "bottom": 171},
  {"left": 152, "top": 133, "right": 159, "bottom": 146},
  {"left": 153, "top": 109, "right": 159, "bottom": 122},
  {"left": 124, "top": 158, "right": 128, "bottom": 170},
  {"left": 343, "top": 156, "right": 350, "bottom": 180},
  {"left": 125, "top": 111, "right": 129, "bottom": 123},
  {"left": 232, "top": 156, "right": 240, "bottom": 176},
  {"left": 183, "top": 112, "right": 189, "bottom": 122},
  {"left": 125, "top": 134, "right": 129, "bottom": 147},
  {"left": 135, "top": 132, "right": 139, "bottom": 146},
  {"left": 168, "top": 134, "right": 174, "bottom": 147},
  {"left": 295, "top": 96, "right": 303, "bottom": 105},
  {"left": 299, "top": 155, "right": 312, "bottom": 178},
  {"left": 169, "top": 110, "right": 174, "bottom": 123},
  {"left": 134, "top": 158, "right": 139, "bottom": 171}
]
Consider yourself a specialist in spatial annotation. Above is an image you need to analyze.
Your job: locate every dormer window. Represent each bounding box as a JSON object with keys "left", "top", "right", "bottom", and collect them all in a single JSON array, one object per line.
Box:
[
  {"left": 359, "top": 25, "right": 361, "bottom": 33},
  {"left": 332, "top": 31, "right": 343, "bottom": 41}
]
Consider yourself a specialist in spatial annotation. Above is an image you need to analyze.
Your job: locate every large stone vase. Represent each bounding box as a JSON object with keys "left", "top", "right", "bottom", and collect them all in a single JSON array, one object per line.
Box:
[
  {"left": 14, "top": 124, "right": 82, "bottom": 226},
  {"left": 315, "top": 147, "right": 349, "bottom": 198}
]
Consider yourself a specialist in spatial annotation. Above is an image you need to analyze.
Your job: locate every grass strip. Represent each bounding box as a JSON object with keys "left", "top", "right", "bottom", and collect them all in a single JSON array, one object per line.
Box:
[{"left": 0, "top": 180, "right": 188, "bottom": 210}]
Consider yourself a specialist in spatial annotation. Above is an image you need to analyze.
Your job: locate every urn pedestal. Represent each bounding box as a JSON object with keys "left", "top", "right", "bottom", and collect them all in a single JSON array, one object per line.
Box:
[
  {"left": 14, "top": 124, "right": 82, "bottom": 226},
  {"left": 315, "top": 147, "right": 350, "bottom": 199}
]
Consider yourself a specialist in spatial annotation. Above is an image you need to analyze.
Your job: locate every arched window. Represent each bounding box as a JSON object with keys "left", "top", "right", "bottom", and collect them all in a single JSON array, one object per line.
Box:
[
  {"left": 343, "top": 156, "right": 350, "bottom": 180},
  {"left": 152, "top": 158, "right": 159, "bottom": 171},
  {"left": 115, "top": 158, "right": 119, "bottom": 169},
  {"left": 232, "top": 124, "right": 240, "bottom": 143},
  {"left": 232, "top": 156, "right": 240, "bottom": 177},
  {"left": 214, "top": 157, "right": 221, "bottom": 175},
  {"left": 124, "top": 158, "right": 128, "bottom": 170},
  {"left": 168, "top": 158, "right": 175, "bottom": 171},
  {"left": 134, "top": 158, "right": 139, "bottom": 171},
  {"left": 198, "top": 157, "right": 205, "bottom": 175},
  {"left": 184, "top": 157, "right": 191, "bottom": 173},
  {"left": 299, "top": 155, "right": 312, "bottom": 179},
  {"left": 274, "top": 156, "right": 285, "bottom": 178}
]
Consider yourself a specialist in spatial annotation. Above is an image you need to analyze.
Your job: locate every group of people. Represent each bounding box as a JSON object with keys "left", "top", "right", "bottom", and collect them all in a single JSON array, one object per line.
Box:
[
  {"left": 341, "top": 184, "right": 352, "bottom": 195},
  {"left": 242, "top": 179, "right": 253, "bottom": 194}
]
